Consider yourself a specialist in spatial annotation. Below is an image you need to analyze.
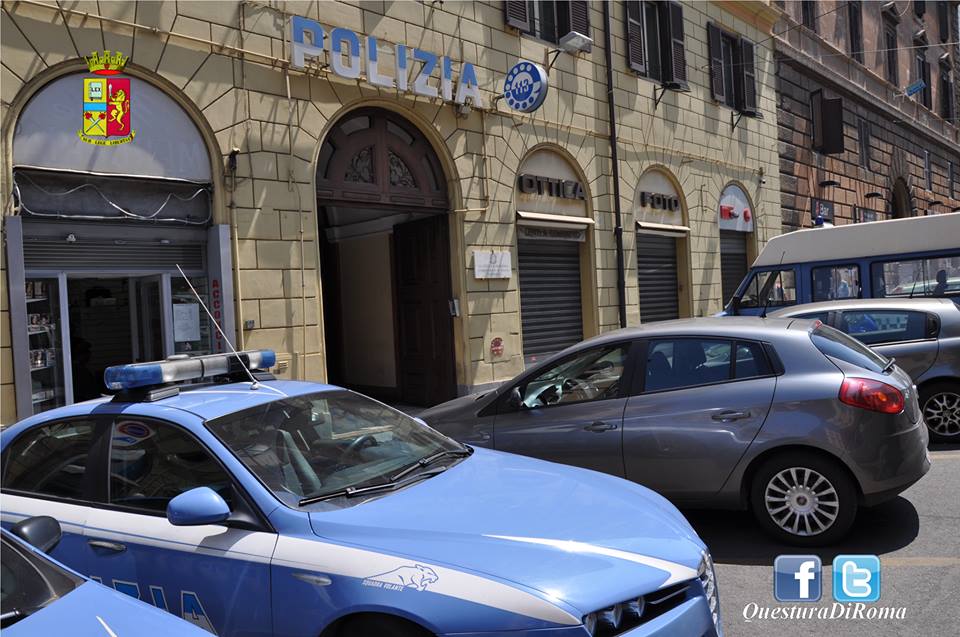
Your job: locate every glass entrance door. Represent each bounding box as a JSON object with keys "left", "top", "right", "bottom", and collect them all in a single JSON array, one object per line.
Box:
[
  {"left": 25, "top": 276, "right": 69, "bottom": 413},
  {"left": 132, "top": 275, "right": 169, "bottom": 362}
]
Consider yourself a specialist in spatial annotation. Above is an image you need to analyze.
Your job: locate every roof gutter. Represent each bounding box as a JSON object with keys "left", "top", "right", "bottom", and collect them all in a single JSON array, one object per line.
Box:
[{"left": 602, "top": 0, "right": 628, "bottom": 329}]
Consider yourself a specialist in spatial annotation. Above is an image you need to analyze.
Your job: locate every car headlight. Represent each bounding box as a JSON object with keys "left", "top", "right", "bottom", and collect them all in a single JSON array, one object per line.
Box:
[{"left": 698, "top": 551, "right": 722, "bottom": 635}]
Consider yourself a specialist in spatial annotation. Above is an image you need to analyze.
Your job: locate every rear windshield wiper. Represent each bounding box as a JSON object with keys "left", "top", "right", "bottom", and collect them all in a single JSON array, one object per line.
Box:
[
  {"left": 298, "top": 466, "right": 449, "bottom": 506},
  {"left": 882, "top": 357, "right": 896, "bottom": 374},
  {"left": 390, "top": 448, "right": 473, "bottom": 482},
  {"left": 1, "top": 607, "right": 42, "bottom": 628}
]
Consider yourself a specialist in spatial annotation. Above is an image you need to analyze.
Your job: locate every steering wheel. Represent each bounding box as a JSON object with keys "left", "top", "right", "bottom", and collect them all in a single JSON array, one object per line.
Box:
[
  {"left": 561, "top": 377, "right": 595, "bottom": 401},
  {"left": 339, "top": 434, "right": 378, "bottom": 462}
]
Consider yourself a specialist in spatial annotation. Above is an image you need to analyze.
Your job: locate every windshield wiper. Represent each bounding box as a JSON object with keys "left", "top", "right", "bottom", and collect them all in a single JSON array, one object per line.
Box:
[
  {"left": 882, "top": 357, "right": 897, "bottom": 374},
  {"left": 1, "top": 606, "right": 42, "bottom": 628},
  {"left": 298, "top": 466, "right": 450, "bottom": 506},
  {"left": 390, "top": 448, "right": 473, "bottom": 482}
]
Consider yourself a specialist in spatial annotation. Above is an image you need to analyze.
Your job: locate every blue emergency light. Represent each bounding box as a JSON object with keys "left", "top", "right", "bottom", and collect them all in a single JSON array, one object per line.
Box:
[{"left": 104, "top": 350, "right": 277, "bottom": 390}]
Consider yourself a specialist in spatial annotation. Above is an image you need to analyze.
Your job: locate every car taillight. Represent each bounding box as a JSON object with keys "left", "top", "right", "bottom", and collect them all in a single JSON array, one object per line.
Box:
[{"left": 839, "top": 377, "right": 904, "bottom": 414}]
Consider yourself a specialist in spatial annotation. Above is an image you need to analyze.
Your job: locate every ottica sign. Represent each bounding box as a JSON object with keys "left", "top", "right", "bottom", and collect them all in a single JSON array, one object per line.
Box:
[{"left": 291, "top": 16, "right": 484, "bottom": 108}]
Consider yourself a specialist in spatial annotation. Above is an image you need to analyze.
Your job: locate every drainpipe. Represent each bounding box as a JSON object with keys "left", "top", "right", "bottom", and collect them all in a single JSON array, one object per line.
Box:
[{"left": 602, "top": 1, "right": 627, "bottom": 329}]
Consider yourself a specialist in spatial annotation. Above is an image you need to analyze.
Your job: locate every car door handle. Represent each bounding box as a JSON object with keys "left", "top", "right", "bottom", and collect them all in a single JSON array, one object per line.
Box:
[
  {"left": 711, "top": 411, "right": 750, "bottom": 422},
  {"left": 584, "top": 421, "right": 618, "bottom": 432},
  {"left": 88, "top": 540, "right": 126, "bottom": 553}
]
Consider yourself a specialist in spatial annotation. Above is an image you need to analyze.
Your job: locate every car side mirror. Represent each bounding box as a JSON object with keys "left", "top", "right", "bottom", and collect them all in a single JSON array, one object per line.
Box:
[
  {"left": 506, "top": 386, "right": 523, "bottom": 410},
  {"left": 10, "top": 516, "right": 62, "bottom": 553},
  {"left": 167, "top": 486, "right": 231, "bottom": 526}
]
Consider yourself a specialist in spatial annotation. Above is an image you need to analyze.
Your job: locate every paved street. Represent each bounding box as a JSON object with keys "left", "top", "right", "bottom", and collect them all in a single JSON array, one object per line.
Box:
[{"left": 683, "top": 444, "right": 960, "bottom": 637}]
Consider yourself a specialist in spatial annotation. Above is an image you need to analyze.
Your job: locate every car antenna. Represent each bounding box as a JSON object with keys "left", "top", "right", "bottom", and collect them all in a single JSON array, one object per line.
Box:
[
  {"left": 908, "top": 278, "right": 919, "bottom": 299},
  {"left": 175, "top": 264, "right": 262, "bottom": 390},
  {"left": 759, "top": 250, "right": 786, "bottom": 319}
]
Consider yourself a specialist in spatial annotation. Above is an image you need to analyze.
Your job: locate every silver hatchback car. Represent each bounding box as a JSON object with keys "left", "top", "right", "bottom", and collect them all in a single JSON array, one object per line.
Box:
[
  {"left": 421, "top": 318, "right": 930, "bottom": 545},
  {"left": 770, "top": 298, "right": 960, "bottom": 442}
]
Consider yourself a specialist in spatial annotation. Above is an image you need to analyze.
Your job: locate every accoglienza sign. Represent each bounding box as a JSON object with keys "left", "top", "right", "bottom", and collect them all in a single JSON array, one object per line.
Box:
[{"left": 291, "top": 16, "right": 484, "bottom": 108}]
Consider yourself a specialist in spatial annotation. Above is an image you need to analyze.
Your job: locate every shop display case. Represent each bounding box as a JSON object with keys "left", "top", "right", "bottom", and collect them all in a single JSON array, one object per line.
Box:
[{"left": 25, "top": 278, "right": 68, "bottom": 413}]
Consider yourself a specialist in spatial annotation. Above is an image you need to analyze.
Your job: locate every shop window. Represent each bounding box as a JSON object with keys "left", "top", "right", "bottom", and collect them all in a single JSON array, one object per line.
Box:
[
  {"left": 801, "top": 0, "right": 817, "bottom": 32},
  {"left": 871, "top": 254, "right": 960, "bottom": 297},
  {"left": 738, "top": 269, "right": 797, "bottom": 309},
  {"left": 812, "top": 264, "right": 862, "bottom": 301},
  {"left": 625, "top": 1, "right": 687, "bottom": 89},
  {"left": 707, "top": 24, "right": 759, "bottom": 115},
  {"left": 504, "top": 1, "right": 590, "bottom": 46},
  {"left": 848, "top": 1, "right": 863, "bottom": 63},
  {"left": 839, "top": 311, "right": 929, "bottom": 345},
  {"left": 884, "top": 18, "right": 899, "bottom": 86}
]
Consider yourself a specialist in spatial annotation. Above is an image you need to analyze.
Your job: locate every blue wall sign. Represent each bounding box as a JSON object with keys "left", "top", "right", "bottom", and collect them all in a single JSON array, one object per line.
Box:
[
  {"left": 503, "top": 61, "right": 549, "bottom": 113},
  {"left": 291, "top": 16, "right": 483, "bottom": 108}
]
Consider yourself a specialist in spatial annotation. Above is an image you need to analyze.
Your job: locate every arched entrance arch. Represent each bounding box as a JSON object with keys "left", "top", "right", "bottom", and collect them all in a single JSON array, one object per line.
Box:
[
  {"left": 891, "top": 178, "right": 913, "bottom": 218},
  {"left": 7, "top": 67, "right": 233, "bottom": 418},
  {"left": 316, "top": 108, "right": 455, "bottom": 405},
  {"left": 718, "top": 181, "right": 756, "bottom": 306}
]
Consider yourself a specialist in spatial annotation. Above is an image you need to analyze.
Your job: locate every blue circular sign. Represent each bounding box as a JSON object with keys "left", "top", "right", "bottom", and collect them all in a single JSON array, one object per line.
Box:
[{"left": 503, "top": 61, "right": 549, "bottom": 113}]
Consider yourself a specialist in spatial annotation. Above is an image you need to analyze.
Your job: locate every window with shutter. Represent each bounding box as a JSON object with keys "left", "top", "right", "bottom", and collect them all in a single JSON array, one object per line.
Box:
[
  {"left": 848, "top": 1, "right": 863, "bottom": 63},
  {"left": 658, "top": 1, "right": 687, "bottom": 88},
  {"left": 504, "top": 0, "right": 531, "bottom": 31},
  {"left": 567, "top": 0, "right": 590, "bottom": 38},
  {"left": 707, "top": 23, "right": 725, "bottom": 102},
  {"left": 625, "top": 1, "right": 647, "bottom": 75},
  {"left": 738, "top": 37, "right": 758, "bottom": 115}
]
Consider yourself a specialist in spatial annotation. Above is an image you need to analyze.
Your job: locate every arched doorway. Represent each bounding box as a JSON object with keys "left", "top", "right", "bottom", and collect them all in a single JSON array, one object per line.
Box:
[
  {"left": 891, "top": 178, "right": 913, "bottom": 218},
  {"left": 9, "top": 70, "right": 228, "bottom": 417},
  {"left": 316, "top": 108, "right": 454, "bottom": 406}
]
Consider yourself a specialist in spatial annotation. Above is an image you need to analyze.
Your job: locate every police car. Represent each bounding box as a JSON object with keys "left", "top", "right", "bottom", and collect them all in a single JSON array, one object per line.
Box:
[
  {"left": 1, "top": 350, "right": 722, "bottom": 637},
  {"left": 2, "top": 516, "right": 210, "bottom": 635}
]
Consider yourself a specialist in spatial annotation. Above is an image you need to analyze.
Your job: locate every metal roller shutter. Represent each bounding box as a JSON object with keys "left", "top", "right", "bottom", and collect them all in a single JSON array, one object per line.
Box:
[
  {"left": 518, "top": 238, "right": 583, "bottom": 363},
  {"left": 720, "top": 230, "right": 748, "bottom": 305},
  {"left": 636, "top": 233, "right": 680, "bottom": 323}
]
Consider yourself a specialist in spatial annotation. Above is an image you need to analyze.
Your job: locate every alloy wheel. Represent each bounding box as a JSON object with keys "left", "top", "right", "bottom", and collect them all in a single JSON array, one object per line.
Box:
[
  {"left": 764, "top": 467, "right": 839, "bottom": 537},
  {"left": 923, "top": 391, "right": 960, "bottom": 438}
]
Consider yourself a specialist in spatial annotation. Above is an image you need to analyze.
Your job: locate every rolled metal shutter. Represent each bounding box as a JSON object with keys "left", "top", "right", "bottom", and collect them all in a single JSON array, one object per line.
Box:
[
  {"left": 636, "top": 233, "right": 679, "bottom": 323},
  {"left": 720, "top": 230, "right": 748, "bottom": 305},
  {"left": 518, "top": 238, "right": 583, "bottom": 362}
]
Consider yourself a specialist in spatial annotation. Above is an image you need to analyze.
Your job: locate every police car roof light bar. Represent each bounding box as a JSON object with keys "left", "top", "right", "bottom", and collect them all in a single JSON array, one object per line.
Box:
[{"left": 104, "top": 349, "right": 277, "bottom": 391}]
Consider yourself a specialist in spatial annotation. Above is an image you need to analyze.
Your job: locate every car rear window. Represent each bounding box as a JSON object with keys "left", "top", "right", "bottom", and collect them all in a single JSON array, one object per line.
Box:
[{"left": 810, "top": 324, "right": 890, "bottom": 373}]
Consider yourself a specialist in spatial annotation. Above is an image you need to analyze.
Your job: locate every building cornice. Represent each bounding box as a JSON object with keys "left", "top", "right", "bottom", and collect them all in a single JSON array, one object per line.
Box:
[{"left": 715, "top": 1, "right": 783, "bottom": 34}]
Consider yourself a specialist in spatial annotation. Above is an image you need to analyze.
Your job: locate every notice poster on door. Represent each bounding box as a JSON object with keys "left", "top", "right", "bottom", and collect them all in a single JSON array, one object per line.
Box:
[{"left": 173, "top": 303, "right": 201, "bottom": 342}]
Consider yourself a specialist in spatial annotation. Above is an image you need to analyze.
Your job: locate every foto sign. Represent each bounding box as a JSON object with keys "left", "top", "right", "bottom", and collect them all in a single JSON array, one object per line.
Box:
[{"left": 291, "top": 16, "right": 483, "bottom": 108}]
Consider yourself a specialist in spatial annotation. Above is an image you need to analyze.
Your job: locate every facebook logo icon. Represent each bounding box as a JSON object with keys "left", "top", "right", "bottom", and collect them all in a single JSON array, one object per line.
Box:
[
  {"left": 832, "top": 555, "right": 881, "bottom": 602},
  {"left": 774, "top": 555, "right": 822, "bottom": 602}
]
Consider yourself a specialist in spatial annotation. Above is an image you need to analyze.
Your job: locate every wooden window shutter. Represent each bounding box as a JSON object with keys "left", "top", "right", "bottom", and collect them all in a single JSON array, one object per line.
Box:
[
  {"left": 625, "top": 1, "right": 647, "bottom": 75},
  {"left": 568, "top": 0, "right": 591, "bottom": 37},
  {"left": 739, "top": 37, "right": 758, "bottom": 115},
  {"left": 707, "top": 22, "right": 725, "bottom": 101},
  {"left": 658, "top": 1, "right": 687, "bottom": 87},
  {"left": 504, "top": 0, "right": 530, "bottom": 31}
]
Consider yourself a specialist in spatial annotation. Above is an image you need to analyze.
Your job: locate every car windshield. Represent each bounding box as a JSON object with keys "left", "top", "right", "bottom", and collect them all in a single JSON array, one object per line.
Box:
[
  {"left": 206, "top": 391, "right": 466, "bottom": 507},
  {"left": 810, "top": 324, "right": 890, "bottom": 373},
  {"left": 1, "top": 535, "right": 83, "bottom": 627}
]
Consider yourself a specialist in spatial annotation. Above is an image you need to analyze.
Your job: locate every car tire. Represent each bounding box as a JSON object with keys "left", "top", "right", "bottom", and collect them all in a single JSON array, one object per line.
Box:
[
  {"left": 338, "top": 615, "right": 433, "bottom": 637},
  {"left": 749, "top": 451, "right": 857, "bottom": 546},
  {"left": 919, "top": 381, "right": 960, "bottom": 443}
]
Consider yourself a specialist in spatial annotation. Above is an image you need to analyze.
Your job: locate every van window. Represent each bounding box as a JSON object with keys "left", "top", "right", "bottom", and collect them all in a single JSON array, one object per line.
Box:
[
  {"left": 812, "top": 264, "right": 861, "bottom": 301},
  {"left": 871, "top": 254, "right": 960, "bottom": 298},
  {"left": 739, "top": 269, "right": 797, "bottom": 309}
]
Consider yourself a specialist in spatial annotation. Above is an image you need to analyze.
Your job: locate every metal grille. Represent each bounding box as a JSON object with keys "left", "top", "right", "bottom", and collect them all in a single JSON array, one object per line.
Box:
[
  {"left": 24, "top": 239, "right": 205, "bottom": 270},
  {"left": 518, "top": 238, "right": 583, "bottom": 363},
  {"left": 636, "top": 233, "right": 679, "bottom": 323},
  {"left": 720, "top": 230, "right": 748, "bottom": 305}
]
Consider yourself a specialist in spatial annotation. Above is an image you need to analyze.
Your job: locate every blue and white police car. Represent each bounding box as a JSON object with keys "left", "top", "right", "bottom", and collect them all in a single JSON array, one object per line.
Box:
[
  {"left": 1, "top": 350, "right": 722, "bottom": 637},
  {"left": 2, "top": 516, "right": 210, "bottom": 635}
]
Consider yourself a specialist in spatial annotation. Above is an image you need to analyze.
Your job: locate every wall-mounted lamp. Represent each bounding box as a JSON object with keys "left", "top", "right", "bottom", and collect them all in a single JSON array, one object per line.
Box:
[
  {"left": 864, "top": 191, "right": 883, "bottom": 199},
  {"left": 559, "top": 31, "right": 593, "bottom": 54},
  {"left": 818, "top": 179, "right": 841, "bottom": 188}
]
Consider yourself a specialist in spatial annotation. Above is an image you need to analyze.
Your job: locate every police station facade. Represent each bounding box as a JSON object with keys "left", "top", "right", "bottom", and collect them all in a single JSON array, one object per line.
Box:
[{"left": 0, "top": 0, "right": 782, "bottom": 422}]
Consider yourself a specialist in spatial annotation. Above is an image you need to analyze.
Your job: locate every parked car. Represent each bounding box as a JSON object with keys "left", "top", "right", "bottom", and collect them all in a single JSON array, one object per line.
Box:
[
  {"left": 1, "top": 350, "right": 722, "bottom": 637},
  {"left": 421, "top": 318, "right": 930, "bottom": 545},
  {"left": 2, "top": 516, "right": 210, "bottom": 635},
  {"left": 769, "top": 298, "right": 960, "bottom": 442}
]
